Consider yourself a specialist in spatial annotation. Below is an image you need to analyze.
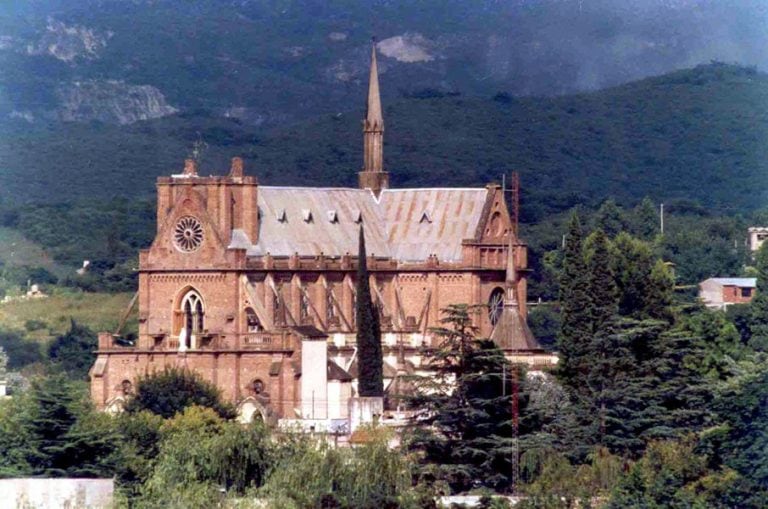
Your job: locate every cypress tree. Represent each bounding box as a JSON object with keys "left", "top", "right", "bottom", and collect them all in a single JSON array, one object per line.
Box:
[
  {"left": 557, "top": 212, "right": 592, "bottom": 387},
  {"left": 356, "top": 225, "right": 383, "bottom": 397}
]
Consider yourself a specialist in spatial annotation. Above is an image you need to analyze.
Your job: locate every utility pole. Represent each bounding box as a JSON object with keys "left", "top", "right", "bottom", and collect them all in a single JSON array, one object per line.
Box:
[
  {"left": 660, "top": 203, "right": 664, "bottom": 235},
  {"left": 512, "top": 364, "right": 520, "bottom": 492},
  {"left": 511, "top": 172, "right": 520, "bottom": 238}
]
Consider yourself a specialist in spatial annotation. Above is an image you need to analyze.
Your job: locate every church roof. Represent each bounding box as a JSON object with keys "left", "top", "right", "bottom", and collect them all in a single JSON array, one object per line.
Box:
[
  {"left": 490, "top": 303, "right": 543, "bottom": 352},
  {"left": 244, "top": 186, "right": 490, "bottom": 263},
  {"left": 379, "top": 188, "right": 488, "bottom": 262}
]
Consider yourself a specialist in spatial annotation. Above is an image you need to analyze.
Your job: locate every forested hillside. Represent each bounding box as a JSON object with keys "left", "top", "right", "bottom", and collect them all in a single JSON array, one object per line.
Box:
[{"left": 1, "top": 63, "right": 766, "bottom": 219}]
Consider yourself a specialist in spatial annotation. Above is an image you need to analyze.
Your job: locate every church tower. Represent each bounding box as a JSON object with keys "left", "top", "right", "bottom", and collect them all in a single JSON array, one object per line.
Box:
[{"left": 358, "top": 42, "right": 389, "bottom": 197}]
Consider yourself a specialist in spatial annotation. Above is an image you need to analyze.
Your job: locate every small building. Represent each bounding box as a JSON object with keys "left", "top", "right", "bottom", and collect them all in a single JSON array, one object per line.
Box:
[
  {"left": 699, "top": 277, "right": 756, "bottom": 309},
  {"left": 748, "top": 227, "right": 768, "bottom": 252}
]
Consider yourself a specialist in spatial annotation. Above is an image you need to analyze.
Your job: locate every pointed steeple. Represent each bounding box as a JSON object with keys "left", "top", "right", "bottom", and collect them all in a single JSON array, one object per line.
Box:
[
  {"left": 359, "top": 40, "right": 389, "bottom": 196},
  {"left": 366, "top": 43, "right": 383, "bottom": 129},
  {"left": 490, "top": 237, "right": 542, "bottom": 352}
]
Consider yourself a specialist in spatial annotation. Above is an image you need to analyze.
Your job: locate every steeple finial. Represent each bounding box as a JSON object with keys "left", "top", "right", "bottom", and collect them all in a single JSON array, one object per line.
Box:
[{"left": 366, "top": 39, "right": 383, "bottom": 128}]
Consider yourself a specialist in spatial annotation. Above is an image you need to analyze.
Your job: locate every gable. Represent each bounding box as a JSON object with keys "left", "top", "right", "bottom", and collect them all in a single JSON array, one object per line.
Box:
[{"left": 146, "top": 187, "right": 231, "bottom": 267}]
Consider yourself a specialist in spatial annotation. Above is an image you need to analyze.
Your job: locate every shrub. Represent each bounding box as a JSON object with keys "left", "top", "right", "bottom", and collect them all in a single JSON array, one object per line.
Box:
[{"left": 124, "top": 367, "right": 235, "bottom": 419}]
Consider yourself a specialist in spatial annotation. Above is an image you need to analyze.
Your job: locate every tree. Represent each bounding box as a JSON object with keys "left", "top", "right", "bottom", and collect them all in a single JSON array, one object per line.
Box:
[
  {"left": 585, "top": 229, "right": 618, "bottom": 334},
  {"left": 260, "top": 427, "right": 420, "bottom": 509},
  {"left": 408, "top": 305, "right": 531, "bottom": 493},
  {"left": 356, "top": 225, "right": 384, "bottom": 397},
  {"left": 0, "top": 328, "right": 42, "bottom": 369},
  {"left": 712, "top": 357, "right": 768, "bottom": 489},
  {"left": 48, "top": 319, "right": 97, "bottom": 380},
  {"left": 632, "top": 197, "right": 659, "bottom": 240},
  {"left": 124, "top": 367, "right": 235, "bottom": 419},
  {"left": 608, "top": 437, "right": 765, "bottom": 509},
  {"left": 519, "top": 447, "right": 622, "bottom": 509},
  {"left": 0, "top": 374, "right": 119, "bottom": 477},
  {"left": 645, "top": 260, "right": 675, "bottom": 322},
  {"left": 137, "top": 406, "right": 274, "bottom": 507},
  {"left": 557, "top": 212, "right": 592, "bottom": 387},
  {"left": 611, "top": 233, "right": 656, "bottom": 318},
  {"left": 595, "top": 199, "right": 626, "bottom": 238},
  {"left": 749, "top": 242, "right": 768, "bottom": 351}
]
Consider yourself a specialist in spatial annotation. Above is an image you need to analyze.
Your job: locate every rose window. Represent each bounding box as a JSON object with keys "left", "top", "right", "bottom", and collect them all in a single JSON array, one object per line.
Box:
[{"left": 173, "top": 216, "right": 204, "bottom": 252}]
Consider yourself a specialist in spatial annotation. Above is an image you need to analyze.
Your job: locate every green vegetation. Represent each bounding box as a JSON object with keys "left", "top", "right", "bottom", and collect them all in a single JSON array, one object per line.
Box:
[
  {"left": 3, "top": 63, "right": 766, "bottom": 218},
  {"left": 48, "top": 320, "right": 98, "bottom": 380},
  {"left": 355, "top": 225, "right": 384, "bottom": 397},
  {"left": 124, "top": 368, "right": 236, "bottom": 420},
  {"left": 0, "top": 290, "right": 136, "bottom": 342},
  {"left": 407, "top": 305, "right": 525, "bottom": 493}
]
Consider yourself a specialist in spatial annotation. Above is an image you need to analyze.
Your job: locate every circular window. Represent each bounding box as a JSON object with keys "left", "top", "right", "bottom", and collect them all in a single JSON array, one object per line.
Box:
[
  {"left": 488, "top": 288, "right": 505, "bottom": 326},
  {"left": 173, "top": 216, "right": 204, "bottom": 252}
]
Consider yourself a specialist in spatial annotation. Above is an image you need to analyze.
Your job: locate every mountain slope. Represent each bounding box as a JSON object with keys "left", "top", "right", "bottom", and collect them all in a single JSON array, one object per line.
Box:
[
  {"left": 1, "top": 63, "right": 766, "bottom": 218},
  {"left": 1, "top": 0, "right": 765, "bottom": 127}
]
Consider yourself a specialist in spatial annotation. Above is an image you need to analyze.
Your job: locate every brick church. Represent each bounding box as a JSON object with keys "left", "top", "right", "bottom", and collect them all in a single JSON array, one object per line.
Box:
[{"left": 90, "top": 46, "right": 550, "bottom": 425}]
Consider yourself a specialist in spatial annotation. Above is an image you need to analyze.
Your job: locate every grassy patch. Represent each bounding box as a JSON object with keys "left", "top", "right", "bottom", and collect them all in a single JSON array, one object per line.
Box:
[
  {"left": 0, "top": 227, "right": 63, "bottom": 275},
  {"left": 0, "top": 290, "right": 137, "bottom": 343}
]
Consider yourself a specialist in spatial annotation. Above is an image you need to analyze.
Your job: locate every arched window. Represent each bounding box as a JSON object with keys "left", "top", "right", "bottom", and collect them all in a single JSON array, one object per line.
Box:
[
  {"left": 246, "top": 308, "right": 261, "bottom": 332},
  {"left": 326, "top": 286, "right": 336, "bottom": 324},
  {"left": 273, "top": 288, "right": 285, "bottom": 326},
  {"left": 299, "top": 291, "right": 310, "bottom": 323},
  {"left": 121, "top": 380, "right": 133, "bottom": 396},
  {"left": 252, "top": 379, "right": 265, "bottom": 395},
  {"left": 179, "top": 290, "right": 204, "bottom": 351},
  {"left": 488, "top": 287, "right": 505, "bottom": 326}
]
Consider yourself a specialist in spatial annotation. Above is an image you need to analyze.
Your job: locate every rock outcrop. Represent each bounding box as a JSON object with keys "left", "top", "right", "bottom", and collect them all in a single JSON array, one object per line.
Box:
[{"left": 57, "top": 80, "right": 177, "bottom": 125}]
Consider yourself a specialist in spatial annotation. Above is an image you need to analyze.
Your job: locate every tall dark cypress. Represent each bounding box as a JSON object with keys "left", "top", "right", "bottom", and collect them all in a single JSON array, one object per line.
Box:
[{"left": 356, "top": 225, "right": 384, "bottom": 396}]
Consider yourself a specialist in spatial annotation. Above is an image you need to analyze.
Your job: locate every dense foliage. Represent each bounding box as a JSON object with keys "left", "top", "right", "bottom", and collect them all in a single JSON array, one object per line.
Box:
[
  {"left": 48, "top": 319, "right": 97, "bottom": 380},
  {"left": 124, "top": 367, "right": 235, "bottom": 420},
  {"left": 408, "top": 305, "right": 526, "bottom": 493},
  {"left": 3, "top": 63, "right": 767, "bottom": 217}
]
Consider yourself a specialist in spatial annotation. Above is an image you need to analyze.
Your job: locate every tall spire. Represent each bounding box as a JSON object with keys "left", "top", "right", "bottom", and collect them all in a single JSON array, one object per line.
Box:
[
  {"left": 366, "top": 43, "right": 383, "bottom": 128},
  {"left": 359, "top": 39, "right": 389, "bottom": 196}
]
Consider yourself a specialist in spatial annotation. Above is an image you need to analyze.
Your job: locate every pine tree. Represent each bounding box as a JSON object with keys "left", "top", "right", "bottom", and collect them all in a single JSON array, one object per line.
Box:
[
  {"left": 595, "top": 199, "right": 626, "bottom": 238},
  {"left": 632, "top": 197, "right": 659, "bottom": 240},
  {"left": 24, "top": 374, "right": 118, "bottom": 477},
  {"left": 48, "top": 319, "right": 97, "bottom": 380},
  {"left": 645, "top": 259, "right": 675, "bottom": 322},
  {"left": 585, "top": 229, "right": 618, "bottom": 334},
  {"left": 611, "top": 233, "right": 655, "bottom": 318},
  {"left": 356, "top": 225, "right": 384, "bottom": 397},
  {"left": 407, "top": 305, "right": 530, "bottom": 493},
  {"left": 749, "top": 242, "right": 768, "bottom": 351},
  {"left": 557, "top": 212, "right": 592, "bottom": 387}
]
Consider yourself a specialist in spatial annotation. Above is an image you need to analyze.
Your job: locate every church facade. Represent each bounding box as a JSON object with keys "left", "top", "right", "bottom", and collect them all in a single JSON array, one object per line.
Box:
[{"left": 89, "top": 47, "right": 550, "bottom": 424}]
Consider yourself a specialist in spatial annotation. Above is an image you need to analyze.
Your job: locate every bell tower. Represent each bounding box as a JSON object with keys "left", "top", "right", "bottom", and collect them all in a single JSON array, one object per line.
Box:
[{"left": 358, "top": 42, "right": 389, "bottom": 197}]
